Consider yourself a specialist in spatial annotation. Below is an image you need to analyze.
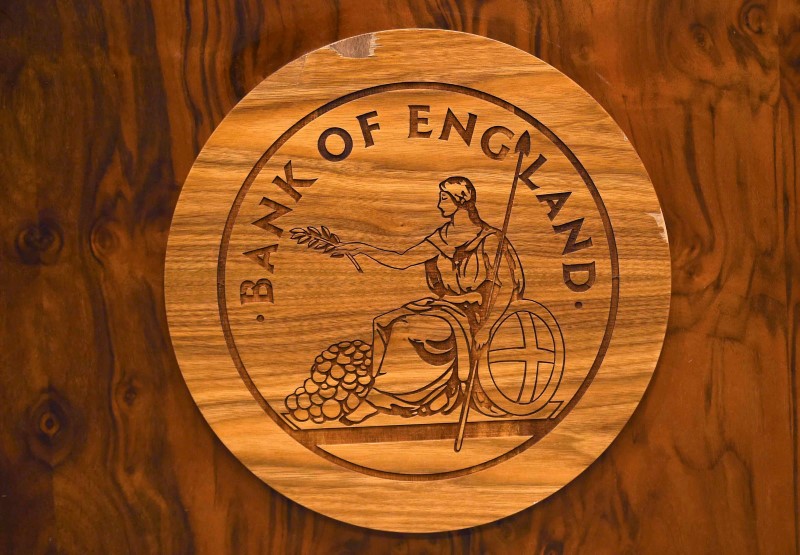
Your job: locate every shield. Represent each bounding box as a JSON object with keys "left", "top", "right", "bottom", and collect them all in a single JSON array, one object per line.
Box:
[{"left": 478, "top": 300, "right": 565, "bottom": 416}]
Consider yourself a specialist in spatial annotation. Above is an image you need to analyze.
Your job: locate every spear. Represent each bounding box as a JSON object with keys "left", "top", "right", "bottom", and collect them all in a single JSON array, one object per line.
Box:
[{"left": 453, "top": 130, "right": 532, "bottom": 452}]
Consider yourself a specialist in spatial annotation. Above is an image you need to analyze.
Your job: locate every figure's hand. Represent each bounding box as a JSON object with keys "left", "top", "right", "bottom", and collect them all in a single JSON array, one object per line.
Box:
[
  {"left": 335, "top": 242, "right": 368, "bottom": 256},
  {"left": 473, "top": 325, "right": 491, "bottom": 350}
]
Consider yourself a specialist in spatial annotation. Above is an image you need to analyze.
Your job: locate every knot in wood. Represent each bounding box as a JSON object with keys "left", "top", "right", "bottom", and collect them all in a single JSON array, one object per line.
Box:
[
  {"left": 90, "top": 218, "right": 120, "bottom": 261},
  {"left": 15, "top": 218, "right": 63, "bottom": 265},
  {"left": 116, "top": 377, "right": 141, "bottom": 408},
  {"left": 690, "top": 23, "right": 714, "bottom": 52},
  {"left": 27, "top": 392, "right": 76, "bottom": 468},
  {"left": 38, "top": 411, "right": 61, "bottom": 438},
  {"left": 741, "top": 3, "right": 767, "bottom": 35}
]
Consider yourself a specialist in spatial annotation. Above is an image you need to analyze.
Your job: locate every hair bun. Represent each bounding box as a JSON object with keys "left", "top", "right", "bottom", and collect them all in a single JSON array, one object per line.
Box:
[{"left": 439, "top": 176, "right": 476, "bottom": 206}]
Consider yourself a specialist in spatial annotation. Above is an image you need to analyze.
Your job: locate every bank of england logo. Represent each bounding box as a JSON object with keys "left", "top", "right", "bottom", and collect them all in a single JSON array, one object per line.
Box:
[
  {"left": 168, "top": 30, "right": 670, "bottom": 531},
  {"left": 219, "top": 83, "right": 617, "bottom": 478}
]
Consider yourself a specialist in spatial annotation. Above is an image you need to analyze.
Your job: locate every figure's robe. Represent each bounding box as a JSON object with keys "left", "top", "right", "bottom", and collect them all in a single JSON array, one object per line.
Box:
[{"left": 365, "top": 221, "right": 525, "bottom": 417}]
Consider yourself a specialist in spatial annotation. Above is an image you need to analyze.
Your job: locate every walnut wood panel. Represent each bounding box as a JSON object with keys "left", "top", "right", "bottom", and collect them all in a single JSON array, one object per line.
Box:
[{"left": 0, "top": 0, "right": 797, "bottom": 552}]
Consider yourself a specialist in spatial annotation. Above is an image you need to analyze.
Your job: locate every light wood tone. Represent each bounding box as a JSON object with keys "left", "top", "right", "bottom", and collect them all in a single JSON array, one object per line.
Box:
[{"left": 165, "top": 29, "right": 670, "bottom": 532}]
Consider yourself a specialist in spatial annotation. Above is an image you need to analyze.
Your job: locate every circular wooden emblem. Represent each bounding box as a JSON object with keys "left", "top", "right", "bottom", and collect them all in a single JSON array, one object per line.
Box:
[{"left": 166, "top": 29, "right": 671, "bottom": 532}]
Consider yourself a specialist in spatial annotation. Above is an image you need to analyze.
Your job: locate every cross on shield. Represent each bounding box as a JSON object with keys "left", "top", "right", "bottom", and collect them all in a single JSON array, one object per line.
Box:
[
  {"left": 488, "top": 312, "right": 556, "bottom": 404},
  {"left": 478, "top": 300, "right": 565, "bottom": 417}
]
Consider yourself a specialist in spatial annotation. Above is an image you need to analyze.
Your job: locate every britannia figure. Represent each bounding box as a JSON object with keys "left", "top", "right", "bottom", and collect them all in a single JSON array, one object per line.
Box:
[{"left": 332, "top": 176, "right": 525, "bottom": 424}]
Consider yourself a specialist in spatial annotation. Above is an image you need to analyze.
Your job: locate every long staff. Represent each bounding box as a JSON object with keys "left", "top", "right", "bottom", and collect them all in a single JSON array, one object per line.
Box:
[{"left": 453, "top": 131, "right": 532, "bottom": 452}]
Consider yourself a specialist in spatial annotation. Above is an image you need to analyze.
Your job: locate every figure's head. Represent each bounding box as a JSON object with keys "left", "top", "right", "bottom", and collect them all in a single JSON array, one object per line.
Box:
[{"left": 438, "top": 176, "right": 477, "bottom": 218}]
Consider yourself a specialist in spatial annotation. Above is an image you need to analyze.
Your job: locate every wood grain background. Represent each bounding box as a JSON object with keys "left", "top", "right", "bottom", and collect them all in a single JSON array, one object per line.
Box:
[{"left": 0, "top": 0, "right": 797, "bottom": 552}]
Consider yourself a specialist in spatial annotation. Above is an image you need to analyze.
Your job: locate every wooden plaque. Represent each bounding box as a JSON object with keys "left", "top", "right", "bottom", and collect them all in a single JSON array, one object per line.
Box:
[{"left": 165, "top": 29, "right": 671, "bottom": 532}]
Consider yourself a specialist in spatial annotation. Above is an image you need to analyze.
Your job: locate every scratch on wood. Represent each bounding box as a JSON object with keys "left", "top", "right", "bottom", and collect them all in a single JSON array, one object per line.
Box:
[
  {"left": 330, "top": 34, "right": 378, "bottom": 58},
  {"left": 647, "top": 212, "right": 668, "bottom": 243}
]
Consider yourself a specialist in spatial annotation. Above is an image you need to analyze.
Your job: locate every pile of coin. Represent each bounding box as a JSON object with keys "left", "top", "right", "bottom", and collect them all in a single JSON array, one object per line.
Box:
[{"left": 284, "top": 340, "right": 373, "bottom": 424}]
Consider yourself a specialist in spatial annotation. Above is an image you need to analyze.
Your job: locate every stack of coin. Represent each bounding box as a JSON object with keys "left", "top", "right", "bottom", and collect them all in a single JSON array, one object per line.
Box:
[{"left": 284, "top": 340, "right": 373, "bottom": 423}]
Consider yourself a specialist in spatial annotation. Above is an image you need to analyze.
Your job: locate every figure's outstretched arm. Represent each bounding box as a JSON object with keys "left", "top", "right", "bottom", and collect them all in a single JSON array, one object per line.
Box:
[{"left": 336, "top": 239, "right": 439, "bottom": 270}]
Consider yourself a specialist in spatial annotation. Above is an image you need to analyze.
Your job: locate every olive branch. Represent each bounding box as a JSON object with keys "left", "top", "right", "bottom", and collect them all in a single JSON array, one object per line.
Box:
[{"left": 289, "top": 226, "right": 363, "bottom": 273}]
